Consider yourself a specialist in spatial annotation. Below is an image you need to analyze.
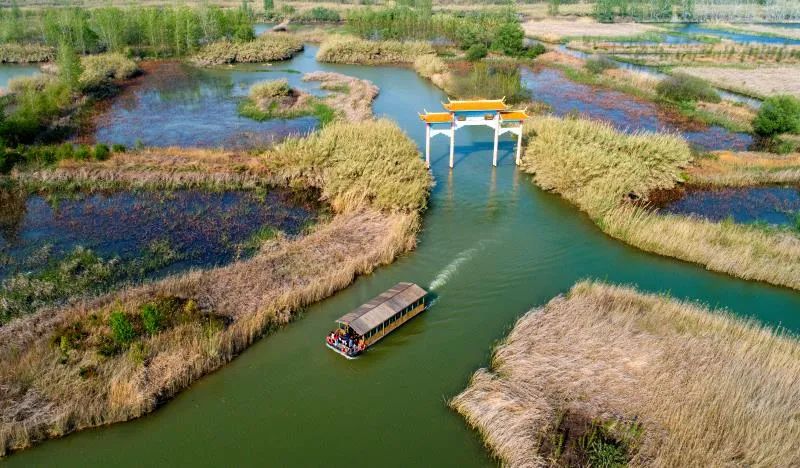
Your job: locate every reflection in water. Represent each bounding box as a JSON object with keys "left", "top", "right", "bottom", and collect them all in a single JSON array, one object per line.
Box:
[
  {"left": 0, "top": 64, "right": 40, "bottom": 91},
  {"left": 94, "top": 61, "right": 318, "bottom": 148},
  {"left": 0, "top": 187, "right": 320, "bottom": 282},
  {"left": 522, "top": 66, "right": 752, "bottom": 151},
  {"left": 662, "top": 186, "right": 800, "bottom": 226}
]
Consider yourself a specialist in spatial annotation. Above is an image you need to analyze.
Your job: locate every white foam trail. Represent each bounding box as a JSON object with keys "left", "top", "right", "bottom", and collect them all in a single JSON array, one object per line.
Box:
[{"left": 429, "top": 247, "right": 478, "bottom": 291}]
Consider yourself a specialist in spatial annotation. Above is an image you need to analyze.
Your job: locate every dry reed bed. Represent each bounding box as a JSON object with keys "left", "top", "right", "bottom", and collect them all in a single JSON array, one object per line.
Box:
[
  {"left": 673, "top": 65, "right": 800, "bottom": 99},
  {"left": 452, "top": 280, "right": 800, "bottom": 467},
  {"left": 0, "top": 119, "right": 431, "bottom": 456},
  {"left": 521, "top": 116, "right": 800, "bottom": 290},
  {"left": 523, "top": 19, "right": 661, "bottom": 43},
  {"left": 567, "top": 41, "right": 800, "bottom": 66},
  {"left": 0, "top": 43, "right": 54, "bottom": 63},
  {"left": 316, "top": 36, "right": 434, "bottom": 65},
  {"left": 688, "top": 150, "right": 800, "bottom": 185},
  {"left": 302, "top": 71, "right": 378, "bottom": 122},
  {"left": 191, "top": 33, "right": 304, "bottom": 66}
]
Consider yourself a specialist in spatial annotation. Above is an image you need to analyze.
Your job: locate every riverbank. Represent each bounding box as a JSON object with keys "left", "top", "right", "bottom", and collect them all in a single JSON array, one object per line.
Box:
[
  {"left": 0, "top": 119, "right": 432, "bottom": 456},
  {"left": 452, "top": 280, "right": 800, "bottom": 466},
  {"left": 521, "top": 116, "right": 800, "bottom": 290},
  {"left": 688, "top": 150, "right": 800, "bottom": 186}
]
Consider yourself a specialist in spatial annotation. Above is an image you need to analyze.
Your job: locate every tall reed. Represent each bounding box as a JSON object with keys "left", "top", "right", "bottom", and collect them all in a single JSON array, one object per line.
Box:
[{"left": 453, "top": 280, "right": 800, "bottom": 466}]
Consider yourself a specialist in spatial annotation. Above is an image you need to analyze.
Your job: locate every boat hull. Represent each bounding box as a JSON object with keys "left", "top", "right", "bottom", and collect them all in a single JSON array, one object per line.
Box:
[{"left": 325, "top": 342, "right": 360, "bottom": 359}]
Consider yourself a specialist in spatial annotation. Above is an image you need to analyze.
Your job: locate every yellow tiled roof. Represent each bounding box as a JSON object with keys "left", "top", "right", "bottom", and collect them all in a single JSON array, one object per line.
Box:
[
  {"left": 442, "top": 99, "right": 507, "bottom": 112},
  {"left": 419, "top": 112, "right": 453, "bottom": 123},
  {"left": 500, "top": 110, "right": 529, "bottom": 121}
]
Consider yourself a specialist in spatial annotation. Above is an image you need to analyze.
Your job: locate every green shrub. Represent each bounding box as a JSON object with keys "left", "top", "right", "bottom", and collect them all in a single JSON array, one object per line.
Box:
[
  {"left": 111, "top": 143, "right": 126, "bottom": 152},
  {"left": 524, "top": 43, "right": 547, "bottom": 59},
  {"left": 752, "top": 95, "right": 800, "bottom": 137},
  {"left": 93, "top": 143, "right": 110, "bottom": 160},
  {"left": 466, "top": 44, "right": 488, "bottom": 61},
  {"left": 140, "top": 303, "right": 164, "bottom": 335},
  {"left": 297, "top": 7, "right": 340, "bottom": 22},
  {"left": 491, "top": 22, "right": 525, "bottom": 57},
  {"left": 74, "top": 144, "right": 91, "bottom": 160},
  {"left": 585, "top": 55, "right": 618, "bottom": 74},
  {"left": 656, "top": 73, "right": 720, "bottom": 103},
  {"left": 109, "top": 310, "right": 136, "bottom": 345}
]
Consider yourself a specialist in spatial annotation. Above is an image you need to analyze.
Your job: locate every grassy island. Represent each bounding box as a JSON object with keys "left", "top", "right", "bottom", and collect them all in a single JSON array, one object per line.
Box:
[
  {"left": 521, "top": 116, "right": 800, "bottom": 290},
  {"left": 453, "top": 280, "right": 800, "bottom": 467}
]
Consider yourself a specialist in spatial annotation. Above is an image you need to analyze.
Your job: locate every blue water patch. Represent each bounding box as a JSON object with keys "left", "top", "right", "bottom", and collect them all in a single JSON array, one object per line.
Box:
[{"left": 662, "top": 185, "right": 800, "bottom": 226}]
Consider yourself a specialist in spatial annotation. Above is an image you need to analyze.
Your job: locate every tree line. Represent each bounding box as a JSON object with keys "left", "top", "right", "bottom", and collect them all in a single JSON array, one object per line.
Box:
[{"left": 0, "top": 3, "right": 255, "bottom": 56}]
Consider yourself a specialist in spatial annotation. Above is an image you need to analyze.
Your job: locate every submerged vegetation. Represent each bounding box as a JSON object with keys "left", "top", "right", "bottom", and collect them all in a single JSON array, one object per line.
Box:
[
  {"left": 452, "top": 280, "right": 800, "bottom": 466},
  {"left": 521, "top": 116, "right": 800, "bottom": 290}
]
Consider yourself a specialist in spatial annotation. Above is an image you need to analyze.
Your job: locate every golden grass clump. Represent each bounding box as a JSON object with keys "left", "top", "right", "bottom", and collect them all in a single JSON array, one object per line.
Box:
[
  {"left": 520, "top": 116, "right": 800, "bottom": 290},
  {"left": 249, "top": 78, "right": 291, "bottom": 100},
  {"left": 316, "top": 36, "right": 434, "bottom": 65},
  {"left": 521, "top": 116, "right": 691, "bottom": 216},
  {"left": 0, "top": 43, "right": 54, "bottom": 63},
  {"left": 264, "top": 118, "right": 430, "bottom": 213},
  {"left": 192, "top": 34, "right": 303, "bottom": 66},
  {"left": 688, "top": 150, "right": 800, "bottom": 186},
  {"left": 79, "top": 53, "right": 139, "bottom": 89},
  {"left": 452, "top": 280, "right": 800, "bottom": 467}
]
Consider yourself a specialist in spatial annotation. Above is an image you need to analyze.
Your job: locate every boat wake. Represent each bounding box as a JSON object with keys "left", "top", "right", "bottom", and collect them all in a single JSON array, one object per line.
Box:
[{"left": 429, "top": 242, "right": 488, "bottom": 291}]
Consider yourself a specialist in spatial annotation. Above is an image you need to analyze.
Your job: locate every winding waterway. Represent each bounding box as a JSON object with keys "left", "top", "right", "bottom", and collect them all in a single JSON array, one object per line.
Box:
[{"left": 7, "top": 46, "right": 800, "bottom": 466}]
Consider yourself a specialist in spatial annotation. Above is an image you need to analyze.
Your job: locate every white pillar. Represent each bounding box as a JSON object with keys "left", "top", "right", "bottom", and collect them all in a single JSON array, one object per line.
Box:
[
  {"left": 515, "top": 128, "right": 522, "bottom": 166},
  {"left": 449, "top": 121, "right": 455, "bottom": 169},
  {"left": 492, "top": 117, "right": 499, "bottom": 167},
  {"left": 425, "top": 124, "right": 430, "bottom": 168}
]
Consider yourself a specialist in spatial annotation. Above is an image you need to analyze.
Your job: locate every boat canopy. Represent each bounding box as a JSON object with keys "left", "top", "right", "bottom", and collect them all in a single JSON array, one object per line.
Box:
[{"left": 336, "top": 283, "right": 427, "bottom": 336}]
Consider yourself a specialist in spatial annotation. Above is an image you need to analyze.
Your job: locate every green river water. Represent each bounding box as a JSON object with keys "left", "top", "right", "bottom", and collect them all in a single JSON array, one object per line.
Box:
[{"left": 5, "top": 47, "right": 800, "bottom": 467}]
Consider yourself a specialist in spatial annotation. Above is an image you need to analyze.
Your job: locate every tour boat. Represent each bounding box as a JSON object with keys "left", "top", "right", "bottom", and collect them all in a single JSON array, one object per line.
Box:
[{"left": 325, "top": 282, "right": 428, "bottom": 359}]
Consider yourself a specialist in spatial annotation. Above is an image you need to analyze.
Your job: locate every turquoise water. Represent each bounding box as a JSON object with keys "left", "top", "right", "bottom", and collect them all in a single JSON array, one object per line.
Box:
[
  {"left": 7, "top": 46, "right": 800, "bottom": 467},
  {"left": 0, "top": 64, "right": 39, "bottom": 91}
]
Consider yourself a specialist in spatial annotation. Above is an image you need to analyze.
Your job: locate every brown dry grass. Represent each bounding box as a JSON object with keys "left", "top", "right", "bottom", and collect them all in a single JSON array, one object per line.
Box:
[
  {"left": 0, "top": 119, "right": 431, "bottom": 456},
  {"left": 521, "top": 116, "right": 800, "bottom": 290},
  {"left": 452, "top": 280, "right": 800, "bottom": 467},
  {"left": 688, "top": 150, "right": 800, "bottom": 186},
  {"left": 316, "top": 36, "right": 434, "bottom": 65},
  {"left": 302, "top": 71, "right": 378, "bottom": 122},
  {"left": 523, "top": 19, "right": 661, "bottom": 43},
  {"left": 673, "top": 65, "right": 800, "bottom": 99}
]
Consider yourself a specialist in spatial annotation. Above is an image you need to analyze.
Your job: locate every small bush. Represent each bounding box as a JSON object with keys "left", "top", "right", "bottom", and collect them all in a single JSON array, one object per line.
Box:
[
  {"left": 111, "top": 143, "right": 126, "bottom": 153},
  {"left": 656, "top": 73, "right": 720, "bottom": 103},
  {"left": 524, "top": 43, "right": 547, "bottom": 59},
  {"left": 752, "top": 95, "right": 800, "bottom": 137},
  {"left": 74, "top": 144, "right": 91, "bottom": 160},
  {"left": 466, "top": 44, "right": 488, "bottom": 62},
  {"left": 140, "top": 303, "right": 164, "bottom": 335},
  {"left": 249, "top": 79, "right": 291, "bottom": 100},
  {"left": 297, "top": 6, "right": 340, "bottom": 22},
  {"left": 93, "top": 143, "right": 110, "bottom": 160},
  {"left": 491, "top": 22, "right": 525, "bottom": 57},
  {"left": 109, "top": 310, "right": 136, "bottom": 346},
  {"left": 585, "top": 55, "right": 618, "bottom": 74}
]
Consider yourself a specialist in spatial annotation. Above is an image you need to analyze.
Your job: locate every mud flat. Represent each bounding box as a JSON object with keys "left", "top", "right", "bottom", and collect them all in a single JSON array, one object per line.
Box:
[{"left": 452, "top": 280, "right": 800, "bottom": 467}]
